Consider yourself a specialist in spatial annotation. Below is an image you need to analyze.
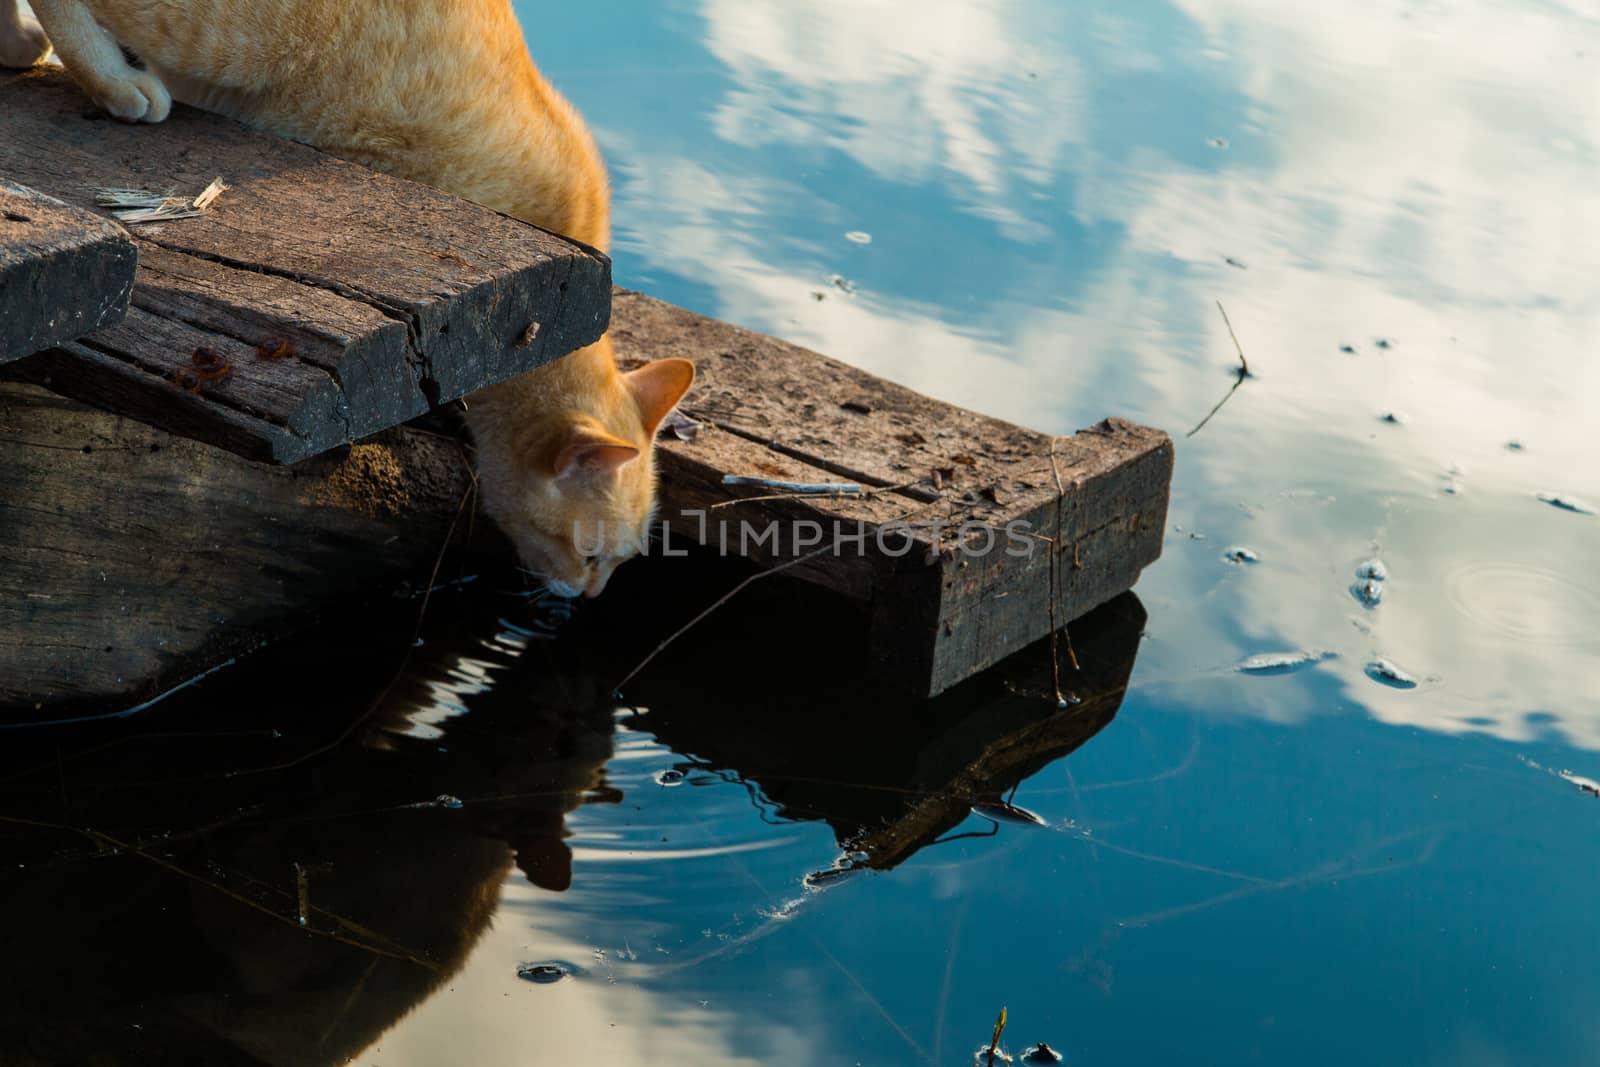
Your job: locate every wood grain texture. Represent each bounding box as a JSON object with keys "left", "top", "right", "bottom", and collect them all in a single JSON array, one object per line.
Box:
[
  {"left": 609, "top": 288, "right": 1174, "bottom": 697},
  {"left": 0, "top": 67, "right": 610, "bottom": 463},
  {"left": 0, "top": 179, "right": 135, "bottom": 364},
  {"left": 0, "top": 381, "right": 474, "bottom": 715}
]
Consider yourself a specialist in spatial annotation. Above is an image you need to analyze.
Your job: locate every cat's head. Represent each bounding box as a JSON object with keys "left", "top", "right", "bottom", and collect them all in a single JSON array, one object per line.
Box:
[{"left": 476, "top": 356, "right": 696, "bottom": 599}]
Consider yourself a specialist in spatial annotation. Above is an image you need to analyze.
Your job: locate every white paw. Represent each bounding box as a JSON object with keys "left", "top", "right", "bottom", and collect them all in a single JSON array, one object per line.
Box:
[
  {"left": 0, "top": 13, "right": 52, "bottom": 68},
  {"left": 92, "top": 66, "right": 171, "bottom": 123}
]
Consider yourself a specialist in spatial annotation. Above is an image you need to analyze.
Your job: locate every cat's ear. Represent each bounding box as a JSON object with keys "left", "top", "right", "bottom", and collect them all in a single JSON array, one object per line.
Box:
[
  {"left": 552, "top": 424, "right": 640, "bottom": 481},
  {"left": 626, "top": 358, "right": 696, "bottom": 437}
]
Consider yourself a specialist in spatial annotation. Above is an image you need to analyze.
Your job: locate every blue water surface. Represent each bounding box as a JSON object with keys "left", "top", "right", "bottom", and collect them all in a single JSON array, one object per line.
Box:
[{"left": 416, "top": 1, "right": 1600, "bottom": 1062}]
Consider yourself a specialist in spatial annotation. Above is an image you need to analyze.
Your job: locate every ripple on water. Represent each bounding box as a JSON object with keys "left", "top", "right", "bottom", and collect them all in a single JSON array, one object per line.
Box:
[{"left": 1446, "top": 562, "right": 1600, "bottom": 648}]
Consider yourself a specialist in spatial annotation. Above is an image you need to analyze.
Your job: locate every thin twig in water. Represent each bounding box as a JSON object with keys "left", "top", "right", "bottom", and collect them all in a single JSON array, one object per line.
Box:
[
  {"left": 1188, "top": 300, "right": 1253, "bottom": 438},
  {"left": 987, "top": 1006, "right": 1008, "bottom": 1067},
  {"left": 217, "top": 474, "right": 478, "bottom": 780},
  {"left": 612, "top": 545, "right": 834, "bottom": 693},
  {"left": 1216, "top": 299, "right": 1250, "bottom": 376},
  {"left": 1045, "top": 440, "right": 1069, "bottom": 707},
  {"left": 0, "top": 815, "right": 438, "bottom": 969}
]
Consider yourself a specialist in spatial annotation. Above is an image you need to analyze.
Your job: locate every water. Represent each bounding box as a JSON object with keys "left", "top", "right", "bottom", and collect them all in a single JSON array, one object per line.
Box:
[{"left": 4, "top": 0, "right": 1600, "bottom": 1063}]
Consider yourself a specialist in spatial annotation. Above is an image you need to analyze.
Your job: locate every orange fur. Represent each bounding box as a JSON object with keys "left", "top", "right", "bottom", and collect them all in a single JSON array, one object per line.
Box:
[{"left": 8, "top": 0, "right": 694, "bottom": 597}]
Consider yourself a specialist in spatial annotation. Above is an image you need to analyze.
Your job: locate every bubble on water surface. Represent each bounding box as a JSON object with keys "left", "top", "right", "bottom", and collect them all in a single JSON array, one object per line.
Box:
[
  {"left": 434, "top": 795, "right": 463, "bottom": 809},
  {"left": 1365, "top": 659, "right": 1419, "bottom": 689},
  {"left": 1221, "top": 546, "right": 1259, "bottom": 565},
  {"left": 654, "top": 768, "right": 687, "bottom": 786},
  {"left": 971, "top": 800, "right": 1047, "bottom": 827},
  {"left": 1351, "top": 578, "right": 1384, "bottom": 608},
  {"left": 845, "top": 230, "right": 872, "bottom": 244},
  {"left": 1356, "top": 559, "right": 1389, "bottom": 582},
  {"left": 1557, "top": 770, "right": 1600, "bottom": 798},
  {"left": 1236, "top": 650, "right": 1335, "bottom": 675},
  {"left": 1021, "top": 1044, "right": 1066, "bottom": 1064},
  {"left": 516, "top": 962, "right": 569, "bottom": 984}
]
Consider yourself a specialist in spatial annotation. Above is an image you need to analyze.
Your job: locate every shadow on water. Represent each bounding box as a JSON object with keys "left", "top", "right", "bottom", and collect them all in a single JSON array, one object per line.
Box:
[{"left": 0, "top": 551, "right": 1144, "bottom": 1065}]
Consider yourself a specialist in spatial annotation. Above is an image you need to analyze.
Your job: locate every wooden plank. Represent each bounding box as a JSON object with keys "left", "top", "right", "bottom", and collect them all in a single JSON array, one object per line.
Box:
[
  {"left": 0, "top": 179, "right": 135, "bottom": 363},
  {"left": 608, "top": 288, "right": 1174, "bottom": 697},
  {"left": 0, "top": 67, "right": 610, "bottom": 463},
  {"left": 0, "top": 381, "right": 474, "bottom": 714}
]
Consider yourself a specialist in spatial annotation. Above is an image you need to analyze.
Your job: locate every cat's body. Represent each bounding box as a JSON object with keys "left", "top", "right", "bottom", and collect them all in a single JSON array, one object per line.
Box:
[{"left": 2, "top": 0, "right": 693, "bottom": 597}]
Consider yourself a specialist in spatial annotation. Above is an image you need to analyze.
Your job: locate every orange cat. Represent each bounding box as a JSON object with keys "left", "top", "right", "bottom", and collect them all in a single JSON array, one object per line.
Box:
[{"left": 2, "top": 0, "right": 694, "bottom": 598}]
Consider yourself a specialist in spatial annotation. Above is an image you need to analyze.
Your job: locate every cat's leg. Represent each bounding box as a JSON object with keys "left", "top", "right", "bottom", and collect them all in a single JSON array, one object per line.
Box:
[
  {"left": 0, "top": 1, "right": 53, "bottom": 67},
  {"left": 27, "top": 0, "right": 169, "bottom": 121}
]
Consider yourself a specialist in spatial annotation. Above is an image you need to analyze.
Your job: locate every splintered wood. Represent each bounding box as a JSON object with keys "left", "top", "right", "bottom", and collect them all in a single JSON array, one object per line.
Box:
[
  {"left": 609, "top": 290, "right": 1174, "bottom": 697},
  {"left": 0, "top": 67, "right": 611, "bottom": 463}
]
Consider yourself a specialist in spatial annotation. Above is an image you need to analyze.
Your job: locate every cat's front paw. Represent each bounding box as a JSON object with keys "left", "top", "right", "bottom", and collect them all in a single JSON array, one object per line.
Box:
[
  {"left": 89, "top": 66, "right": 171, "bottom": 123},
  {"left": 0, "top": 13, "right": 52, "bottom": 68}
]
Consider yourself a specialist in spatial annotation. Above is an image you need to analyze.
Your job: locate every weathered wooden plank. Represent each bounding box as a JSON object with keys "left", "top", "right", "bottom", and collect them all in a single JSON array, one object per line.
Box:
[
  {"left": 0, "top": 381, "right": 473, "bottom": 714},
  {"left": 0, "top": 67, "right": 611, "bottom": 462},
  {"left": 0, "top": 179, "right": 135, "bottom": 363},
  {"left": 608, "top": 288, "right": 1174, "bottom": 697}
]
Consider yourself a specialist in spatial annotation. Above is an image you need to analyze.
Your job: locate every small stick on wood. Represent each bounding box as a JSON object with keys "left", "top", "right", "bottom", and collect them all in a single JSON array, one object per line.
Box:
[
  {"left": 1188, "top": 300, "right": 1253, "bottom": 438},
  {"left": 709, "top": 476, "right": 929, "bottom": 511},
  {"left": 721, "top": 475, "right": 862, "bottom": 495},
  {"left": 96, "top": 176, "right": 228, "bottom": 224}
]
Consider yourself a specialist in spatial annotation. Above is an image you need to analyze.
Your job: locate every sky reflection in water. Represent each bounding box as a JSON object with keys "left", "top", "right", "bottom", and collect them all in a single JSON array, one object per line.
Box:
[
  {"left": 8, "top": 1, "right": 1599, "bottom": 1065},
  {"left": 368, "top": 1, "right": 1600, "bottom": 1062},
  {"left": 405, "top": 0, "right": 1600, "bottom": 1062}
]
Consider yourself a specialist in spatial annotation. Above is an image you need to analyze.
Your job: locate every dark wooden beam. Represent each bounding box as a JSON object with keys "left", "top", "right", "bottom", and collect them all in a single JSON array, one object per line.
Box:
[
  {"left": 0, "top": 179, "right": 134, "bottom": 364},
  {"left": 0, "top": 381, "right": 475, "bottom": 714},
  {"left": 609, "top": 289, "right": 1174, "bottom": 697},
  {"left": 0, "top": 67, "right": 610, "bottom": 463}
]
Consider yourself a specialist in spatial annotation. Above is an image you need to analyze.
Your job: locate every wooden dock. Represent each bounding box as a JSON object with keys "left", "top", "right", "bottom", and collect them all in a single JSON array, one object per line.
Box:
[
  {"left": 0, "top": 68, "right": 610, "bottom": 463},
  {"left": 0, "top": 66, "right": 1172, "bottom": 713},
  {"left": 614, "top": 291, "right": 1172, "bottom": 697}
]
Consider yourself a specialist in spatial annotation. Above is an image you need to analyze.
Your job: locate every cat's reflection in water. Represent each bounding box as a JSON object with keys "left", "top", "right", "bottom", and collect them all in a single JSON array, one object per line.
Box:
[
  {"left": 0, "top": 595, "right": 622, "bottom": 1066},
  {"left": 0, "top": 559, "right": 1146, "bottom": 1066}
]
